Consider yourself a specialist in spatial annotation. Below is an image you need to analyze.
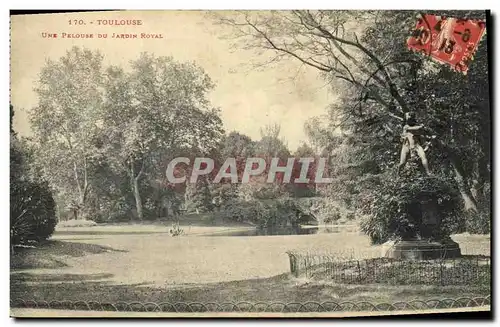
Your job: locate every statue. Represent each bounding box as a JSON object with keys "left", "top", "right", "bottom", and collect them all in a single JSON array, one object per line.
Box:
[
  {"left": 397, "top": 112, "right": 431, "bottom": 175},
  {"left": 387, "top": 112, "right": 462, "bottom": 260}
]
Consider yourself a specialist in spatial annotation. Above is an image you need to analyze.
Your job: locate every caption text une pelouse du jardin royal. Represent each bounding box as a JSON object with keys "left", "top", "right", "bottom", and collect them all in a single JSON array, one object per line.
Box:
[{"left": 41, "top": 19, "right": 164, "bottom": 39}]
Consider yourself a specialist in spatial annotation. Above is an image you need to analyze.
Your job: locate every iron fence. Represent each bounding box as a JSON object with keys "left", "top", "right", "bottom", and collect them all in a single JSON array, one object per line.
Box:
[
  {"left": 10, "top": 296, "right": 491, "bottom": 312},
  {"left": 286, "top": 251, "right": 491, "bottom": 286}
]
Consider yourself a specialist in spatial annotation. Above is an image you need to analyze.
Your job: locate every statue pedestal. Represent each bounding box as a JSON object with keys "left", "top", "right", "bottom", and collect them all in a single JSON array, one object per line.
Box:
[{"left": 385, "top": 239, "right": 461, "bottom": 260}]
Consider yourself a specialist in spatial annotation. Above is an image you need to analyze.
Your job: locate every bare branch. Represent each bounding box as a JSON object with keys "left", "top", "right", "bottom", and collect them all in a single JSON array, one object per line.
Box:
[
  {"left": 335, "top": 75, "right": 392, "bottom": 110},
  {"left": 387, "top": 112, "right": 404, "bottom": 121},
  {"left": 244, "top": 17, "right": 333, "bottom": 72},
  {"left": 298, "top": 11, "right": 410, "bottom": 113}
]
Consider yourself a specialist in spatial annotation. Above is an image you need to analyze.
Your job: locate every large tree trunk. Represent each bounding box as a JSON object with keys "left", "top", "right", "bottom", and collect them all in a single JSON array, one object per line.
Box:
[
  {"left": 451, "top": 159, "right": 478, "bottom": 212},
  {"left": 164, "top": 198, "right": 170, "bottom": 219},
  {"left": 79, "top": 186, "right": 89, "bottom": 220},
  {"left": 475, "top": 103, "right": 491, "bottom": 203},
  {"left": 80, "top": 157, "right": 89, "bottom": 220},
  {"left": 130, "top": 160, "right": 145, "bottom": 221},
  {"left": 133, "top": 176, "right": 143, "bottom": 221},
  {"left": 73, "top": 162, "right": 84, "bottom": 220},
  {"left": 471, "top": 144, "right": 490, "bottom": 204}
]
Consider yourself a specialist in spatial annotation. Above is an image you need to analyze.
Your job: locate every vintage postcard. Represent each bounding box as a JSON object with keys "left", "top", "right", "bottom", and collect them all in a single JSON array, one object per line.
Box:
[{"left": 10, "top": 10, "right": 491, "bottom": 318}]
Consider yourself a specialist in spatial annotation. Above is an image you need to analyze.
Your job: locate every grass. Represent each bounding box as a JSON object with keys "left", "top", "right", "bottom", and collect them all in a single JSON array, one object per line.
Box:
[
  {"left": 10, "top": 222, "right": 491, "bottom": 306},
  {"left": 11, "top": 272, "right": 490, "bottom": 305},
  {"left": 54, "top": 213, "right": 255, "bottom": 236},
  {"left": 56, "top": 220, "right": 97, "bottom": 228}
]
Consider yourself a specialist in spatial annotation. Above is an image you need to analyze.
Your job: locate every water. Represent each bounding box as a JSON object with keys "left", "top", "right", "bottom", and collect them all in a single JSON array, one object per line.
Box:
[{"left": 206, "top": 225, "right": 359, "bottom": 237}]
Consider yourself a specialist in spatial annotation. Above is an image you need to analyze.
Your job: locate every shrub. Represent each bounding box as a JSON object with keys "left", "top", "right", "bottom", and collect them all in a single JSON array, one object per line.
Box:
[
  {"left": 98, "top": 197, "right": 135, "bottom": 222},
  {"left": 169, "top": 222, "right": 184, "bottom": 236},
  {"left": 221, "top": 197, "right": 309, "bottom": 228},
  {"left": 262, "top": 198, "right": 303, "bottom": 229},
  {"left": 360, "top": 172, "right": 462, "bottom": 245},
  {"left": 299, "top": 197, "right": 353, "bottom": 225},
  {"left": 465, "top": 210, "right": 490, "bottom": 234},
  {"left": 202, "top": 213, "right": 216, "bottom": 225},
  {"left": 220, "top": 198, "right": 261, "bottom": 224},
  {"left": 11, "top": 179, "right": 57, "bottom": 246},
  {"left": 11, "top": 130, "right": 58, "bottom": 247},
  {"left": 465, "top": 183, "right": 491, "bottom": 234},
  {"left": 323, "top": 208, "right": 342, "bottom": 224}
]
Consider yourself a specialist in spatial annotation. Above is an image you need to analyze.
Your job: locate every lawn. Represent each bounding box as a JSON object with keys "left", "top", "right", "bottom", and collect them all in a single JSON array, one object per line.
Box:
[{"left": 10, "top": 223, "right": 491, "bottom": 306}]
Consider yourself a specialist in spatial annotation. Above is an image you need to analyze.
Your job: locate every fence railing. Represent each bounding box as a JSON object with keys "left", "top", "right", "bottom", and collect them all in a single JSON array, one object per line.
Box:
[
  {"left": 10, "top": 296, "right": 491, "bottom": 313},
  {"left": 286, "top": 251, "right": 491, "bottom": 286}
]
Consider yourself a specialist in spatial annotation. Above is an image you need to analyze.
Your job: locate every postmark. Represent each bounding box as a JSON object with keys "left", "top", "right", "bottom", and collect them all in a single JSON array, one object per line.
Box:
[{"left": 407, "top": 14, "right": 486, "bottom": 74}]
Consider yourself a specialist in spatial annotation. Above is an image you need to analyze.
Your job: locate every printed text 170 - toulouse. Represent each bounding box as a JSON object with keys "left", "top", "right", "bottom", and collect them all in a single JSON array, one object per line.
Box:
[{"left": 68, "top": 19, "right": 143, "bottom": 26}]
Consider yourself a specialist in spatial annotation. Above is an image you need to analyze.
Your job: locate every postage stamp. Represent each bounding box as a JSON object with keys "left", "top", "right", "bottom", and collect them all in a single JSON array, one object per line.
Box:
[{"left": 407, "top": 14, "right": 487, "bottom": 74}]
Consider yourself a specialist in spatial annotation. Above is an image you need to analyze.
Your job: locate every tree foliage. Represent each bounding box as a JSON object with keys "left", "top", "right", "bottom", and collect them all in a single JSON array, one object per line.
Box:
[
  {"left": 29, "top": 48, "right": 225, "bottom": 222},
  {"left": 101, "top": 53, "right": 224, "bottom": 220},
  {"left": 30, "top": 47, "right": 104, "bottom": 220},
  {"left": 11, "top": 106, "right": 57, "bottom": 247},
  {"left": 217, "top": 10, "right": 491, "bottom": 236},
  {"left": 360, "top": 172, "right": 462, "bottom": 244}
]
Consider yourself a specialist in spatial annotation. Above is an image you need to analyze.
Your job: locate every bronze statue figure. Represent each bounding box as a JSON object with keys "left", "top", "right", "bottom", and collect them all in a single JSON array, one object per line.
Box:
[{"left": 397, "top": 112, "right": 431, "bottom": 175}]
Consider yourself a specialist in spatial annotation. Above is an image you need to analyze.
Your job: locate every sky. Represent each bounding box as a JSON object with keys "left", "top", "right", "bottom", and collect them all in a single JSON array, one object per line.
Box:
[{"left": 10, "top": 11, "right": 334, "bottom": 151}]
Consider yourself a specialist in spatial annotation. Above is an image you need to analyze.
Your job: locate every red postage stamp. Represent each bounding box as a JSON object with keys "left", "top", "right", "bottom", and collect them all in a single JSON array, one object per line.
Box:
[{"left": 407, "top": 14, "right": 486, "bottom": 74}]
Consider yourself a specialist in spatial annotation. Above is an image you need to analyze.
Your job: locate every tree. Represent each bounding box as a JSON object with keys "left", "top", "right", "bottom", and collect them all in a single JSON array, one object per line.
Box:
[
  {"left": 189, "top": 175, "right": 214, "bottom": 213},
  {"left": 221, "top": 131, "right": 256, "bottom": 159},
  {"left": 255, "top": 123, "right": 290, "bottom": 158},
  {"left": 288, "top": 143, "right": 318, "bottom": 197},
  {"left": 11, "top": 105, "right": 57, "bottom": 248},
  {"left": 294, "top": 142, "right": 316, "bottom": 158},
  {"left": 30, "top": 47, "right": 105, "bottom": 220},
  {"left": 217, "top": 10, "right": 490, "bottom": 217},
  {"left": 102, "top": 53, "right": 224, "bottom": 220}
]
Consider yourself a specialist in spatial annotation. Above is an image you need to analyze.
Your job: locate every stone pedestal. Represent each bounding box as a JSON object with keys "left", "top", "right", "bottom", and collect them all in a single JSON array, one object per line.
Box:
[{"left": 385, "top": 239, "right": 461, "bottom": 260}]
